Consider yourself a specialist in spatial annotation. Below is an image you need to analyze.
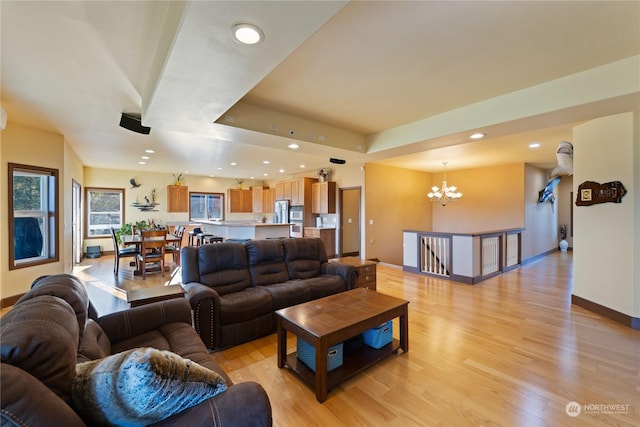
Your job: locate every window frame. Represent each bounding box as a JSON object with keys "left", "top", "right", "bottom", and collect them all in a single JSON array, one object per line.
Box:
[
  {"left": 84, "top": 187, "right": 125, "bottom": 239},
  {"left": 189, "top": 192, "right": 224, "bottom": 221},
  {"left": 8, "top": 162, "right": 59, "bottom": 270}
]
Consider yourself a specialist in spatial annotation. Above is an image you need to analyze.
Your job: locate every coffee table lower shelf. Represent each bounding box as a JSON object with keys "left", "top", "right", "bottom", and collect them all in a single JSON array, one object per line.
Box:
[{"left": 285, "top": 338, "right": 401, "bottom": 392}]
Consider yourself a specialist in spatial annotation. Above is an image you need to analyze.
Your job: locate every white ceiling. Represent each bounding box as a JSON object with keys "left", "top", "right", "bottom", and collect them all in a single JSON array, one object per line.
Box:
[{"left": 2, "top": 1, "right": 639, "bottom": 178}]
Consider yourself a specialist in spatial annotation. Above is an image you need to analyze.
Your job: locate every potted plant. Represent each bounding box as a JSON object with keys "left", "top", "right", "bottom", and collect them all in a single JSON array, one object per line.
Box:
[
  {"left": 559, "top": 224, "right": 569, "bottom": 251},
  {"left": 114, "top": 222, "right": 133, "bottom": 247}
]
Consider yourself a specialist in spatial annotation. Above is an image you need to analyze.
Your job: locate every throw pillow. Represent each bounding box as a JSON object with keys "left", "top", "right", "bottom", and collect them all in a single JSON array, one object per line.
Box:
[{"left": 71, "top": 347, "right": 227, "bottom": 426}]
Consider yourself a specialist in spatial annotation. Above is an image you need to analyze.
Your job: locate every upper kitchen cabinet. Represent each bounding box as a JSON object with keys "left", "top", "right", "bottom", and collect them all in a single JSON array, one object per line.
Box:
[
  {"left": 312, "top": 181, "right": 336, "bottom": 214},
  {"left": 252, "top": 186, "right": 276, "bottom": 213},
  {"left": 262, "top": 188, "right": 276, "bottom": 213},
  {"left": 167, "top": 185, "right": 188, "bottom": 212},
  {"left": 276, "top": 180, "right": 292, "bottom": 201},
  {"left": 291, "top": 177, "right": 317, "bottom": 206},
  {"left": 228, "top": 188, "right": 253, "bottom": 213}
]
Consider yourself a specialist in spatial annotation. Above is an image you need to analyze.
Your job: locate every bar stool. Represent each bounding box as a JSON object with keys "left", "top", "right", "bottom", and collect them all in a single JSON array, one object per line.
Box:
[
  {"left": 204, "top": 236, "right": 224, "bottom": 244},
  {"left": 188, "top": 228, "right": 202, "bottom": 246}
]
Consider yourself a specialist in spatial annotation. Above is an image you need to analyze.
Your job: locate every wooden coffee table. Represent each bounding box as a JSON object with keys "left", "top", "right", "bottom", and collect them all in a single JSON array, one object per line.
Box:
[{"left": 276, "top": 288, "right": 409, "bottom": 402}]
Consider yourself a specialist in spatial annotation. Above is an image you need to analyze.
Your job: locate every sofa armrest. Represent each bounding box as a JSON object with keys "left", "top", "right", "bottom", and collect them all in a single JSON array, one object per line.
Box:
[
  {"left": 182, "top": 282, "right": 222, "bottom": 350},
  {"left": 151, "top": 382, "right": 272, "bottom": 427},
  {"left": 97, "top": 298, "right": 193, "bottom": 346},
  {"left": 322, "top": 262, "right": 358, "bottom": 290}
]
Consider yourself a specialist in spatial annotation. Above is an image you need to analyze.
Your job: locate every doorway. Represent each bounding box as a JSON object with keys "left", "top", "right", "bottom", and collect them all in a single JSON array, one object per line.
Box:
[
  {"left": 339, "top": 187, "right": 361, "bottom": 257},
  {"left": 72, "top": 179, "right": 82, "bottom": 266}
]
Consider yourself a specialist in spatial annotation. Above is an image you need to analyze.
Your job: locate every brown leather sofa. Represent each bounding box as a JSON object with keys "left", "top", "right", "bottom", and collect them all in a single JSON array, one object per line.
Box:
[
  {"left": 0, "top": 274, "right": 272, "bottom": 427},
  {"left": 181, "top": 237, "right": 357, "bottom": 350}
]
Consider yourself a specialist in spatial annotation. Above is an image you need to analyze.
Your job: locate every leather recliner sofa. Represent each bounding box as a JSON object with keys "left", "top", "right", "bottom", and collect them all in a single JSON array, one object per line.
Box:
[
  {"left": 0, "top": 274, "right": 272, "bottom": 427},
  {"left": 181, "top": 237, "right": 357, "bottom": 350}
]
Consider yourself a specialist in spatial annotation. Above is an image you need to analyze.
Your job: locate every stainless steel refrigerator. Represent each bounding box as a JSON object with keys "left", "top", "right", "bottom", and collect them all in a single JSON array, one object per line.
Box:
[{"left": 273, "top": 200, "right": 290, "bottom": 225}]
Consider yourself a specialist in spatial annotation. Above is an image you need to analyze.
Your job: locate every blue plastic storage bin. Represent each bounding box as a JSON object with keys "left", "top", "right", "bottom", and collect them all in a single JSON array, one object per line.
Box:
[
  {"left": 296, "top": 338, "right": 343, "bottom": 372},
  {"left": 363, "top": 320, "right": 393, "bottom": 349}
]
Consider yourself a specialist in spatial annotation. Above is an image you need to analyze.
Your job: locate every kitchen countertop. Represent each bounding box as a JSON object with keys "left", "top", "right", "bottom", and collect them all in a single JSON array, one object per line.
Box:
[{"left": 200, "top": 220, "right": 291, "bottom": 227}]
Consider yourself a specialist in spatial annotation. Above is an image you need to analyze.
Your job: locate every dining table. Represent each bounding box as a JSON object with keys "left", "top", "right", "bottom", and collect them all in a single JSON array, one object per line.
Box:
[{"left": 120, "top": 233, "right": 182, "bottom": 276}]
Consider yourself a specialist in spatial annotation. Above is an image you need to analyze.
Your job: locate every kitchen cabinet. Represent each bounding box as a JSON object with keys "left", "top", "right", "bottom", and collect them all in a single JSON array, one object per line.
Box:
[
  {"left": 276, "top": 180, "right": 292, "bottom": 200},
  {"left": 262, "top": 188, "right": 275, "bottom": 213},
  {"left": 291, "top": 177, "right": 317, "bottom": 206},
  {"left": 304, "top": 227, "right": 336, "bottom": 258},
  {"left": 331, "top": 257, "right": 377, "bottom": 290},
  {"left": 228, "top": 188, "right": 252, "bottom": 213},
  {"left": 311, "top": 181, "right": 336, "bottom": 214},
  {"left": 167, "top": 185, "right": 188, "bottom": 213},
  {"left": 252, "top": 187, "right": 264, "bottom": 213},
  {"left": 253, "top": 187, "right": 275, "bottom": 213}
]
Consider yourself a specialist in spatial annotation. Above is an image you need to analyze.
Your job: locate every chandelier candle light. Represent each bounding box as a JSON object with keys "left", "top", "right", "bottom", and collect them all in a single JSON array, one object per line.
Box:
[{"left": 428, "top": 162, "right": 463, "bottom": 206}]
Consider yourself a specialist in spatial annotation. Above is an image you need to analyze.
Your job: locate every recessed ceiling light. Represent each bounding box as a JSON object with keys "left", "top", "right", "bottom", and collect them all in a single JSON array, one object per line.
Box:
[
  {"left": 288, "top": 143, "right": 299, "bottom": 149},
  {"left": 279, "top": 169, "right": 285, "bottom": 173},
  {"left": 230, "top": 162, "right": 237, "bottom": 166},
  {"left": 470, "top": 132, "right": 486, "bottom": 139},
  {"left": 263, "top": 173, "right": 269, "bottom": 176},
  {"left": 145, "top": 149, "right": 155, "bottom": 154},
  {"left": 529, "top": 142, "right": 541, "bottom": 148},
  {"left": 138, "top": 161, "right": 146, "bottom": 165},
  {"left": 231, "top": 23, "right": 264, "bottom": 45},
  {"left": 300, "top": 164, "right": 306, "bottom": 168},
  {"left": 263, "top": 160, "right": 270, "bottom": 164},
  {"left": 217, "top": 167, "right": 223, "bottom": 170},
  {"left": 141, "top": 156, "right": 149, "bottom": 160}
]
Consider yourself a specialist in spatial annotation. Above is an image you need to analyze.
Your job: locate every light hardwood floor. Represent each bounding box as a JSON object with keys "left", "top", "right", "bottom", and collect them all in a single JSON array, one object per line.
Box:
[{"left": 35, "top": 252, "right": 640, "bottom": 425}]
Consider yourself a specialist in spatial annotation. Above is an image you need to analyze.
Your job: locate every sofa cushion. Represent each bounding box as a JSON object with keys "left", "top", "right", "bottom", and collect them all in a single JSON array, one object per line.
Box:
[
  {"left": 77, "top": 319, "right": 111, "bottom": 363},
  {"left": 261, "top": 280, "right": 312, "bottom": 310},
  {"left": 283, "top": 238, "right": 327, "bottom": 279},
  {"left": 219, "top": 287, "right": 273, "bottom": 325},
  {"left": 18, "top": 274, "right": 91, "bottom": 341},
  {"left": 195, "top": 243, "right": 252, "bottom": 295},
  {"left": 0, "top": 295, "right": 79, "bottom": 404},
  {"left": 246, "top": 239, "right": 290, "bottom": 286},
  {"left": 71, "top": 347, "right": 227, "bottom": 426},
  {"left": 301, "top": 275, "right": 348, "bottom": 299}
]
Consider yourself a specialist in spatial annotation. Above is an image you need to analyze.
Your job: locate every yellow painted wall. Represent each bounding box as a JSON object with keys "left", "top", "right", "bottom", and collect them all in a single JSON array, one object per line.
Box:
[
  {"left": 432, "top": 163, "right": 525, "bottom": 233},
  {"left": 522, "top": 164, "right": 559, "bottom": 259},
  {"left": 365, "top": 163, "right": 432, "bottom": 265},
  {"left": 1, "top": 122, "right": 82, "bottom": 299}
]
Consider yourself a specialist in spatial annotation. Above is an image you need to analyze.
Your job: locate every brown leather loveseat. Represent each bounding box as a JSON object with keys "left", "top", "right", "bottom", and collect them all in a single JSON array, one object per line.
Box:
[
  {"left": 0, "top": 274, "right": 272, "bottom": 427},
  {"left": 181, "top": 237, "right": 357, "bottom": 350}
]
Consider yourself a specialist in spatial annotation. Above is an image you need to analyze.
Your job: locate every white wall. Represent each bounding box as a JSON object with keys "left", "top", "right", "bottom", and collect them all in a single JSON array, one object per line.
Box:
[{"left": 573, "top": 111, "right": 638, "bottom": 318}]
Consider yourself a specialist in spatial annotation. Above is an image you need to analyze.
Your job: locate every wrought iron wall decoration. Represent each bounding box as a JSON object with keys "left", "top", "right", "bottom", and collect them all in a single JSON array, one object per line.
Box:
[{"left": 575, "top": 180, "right": 626, "bottom": 206}]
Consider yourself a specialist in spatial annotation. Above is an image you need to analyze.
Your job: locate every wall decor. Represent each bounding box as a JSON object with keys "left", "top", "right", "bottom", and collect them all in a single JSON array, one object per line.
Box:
[{"left": 575, "top": 180, "right": 626, "bottom": 206}]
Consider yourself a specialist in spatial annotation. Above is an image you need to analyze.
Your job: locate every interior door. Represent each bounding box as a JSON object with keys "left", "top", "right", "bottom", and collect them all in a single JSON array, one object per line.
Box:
[{"left": 339, "top": 187, "right": 361, "bottom": 257}]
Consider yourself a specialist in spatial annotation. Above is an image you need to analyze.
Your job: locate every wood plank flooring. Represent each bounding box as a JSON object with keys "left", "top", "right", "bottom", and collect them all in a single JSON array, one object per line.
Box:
[{"left": 31, "top": 251, "right": 640, "bottom": 425}]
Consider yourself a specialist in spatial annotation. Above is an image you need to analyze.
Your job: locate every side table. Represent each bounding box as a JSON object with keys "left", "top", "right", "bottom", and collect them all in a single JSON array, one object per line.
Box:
[{"left": 330, "top": 257, "right": 377, "bottom": 290}]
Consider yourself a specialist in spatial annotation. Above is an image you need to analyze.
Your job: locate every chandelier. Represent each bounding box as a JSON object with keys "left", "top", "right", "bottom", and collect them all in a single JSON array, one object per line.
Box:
[{"left": 428, "top": 162, "right": 462, "bottom": 206}]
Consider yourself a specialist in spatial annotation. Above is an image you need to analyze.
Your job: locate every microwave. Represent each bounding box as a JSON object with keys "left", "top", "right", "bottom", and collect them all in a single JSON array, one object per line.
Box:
[{"left": 290, "top": 206, "right": 304, "bottom": 221}]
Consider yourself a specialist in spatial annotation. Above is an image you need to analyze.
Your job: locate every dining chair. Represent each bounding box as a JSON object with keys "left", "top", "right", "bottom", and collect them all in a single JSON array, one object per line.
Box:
[
  {"left": 165, "top": 226, "right": 185, "bottom": 266},
  {"left": 137, "top": 229, "right": 167, "bottom": 279},
  {"left": 110, "top": 227, "right": 139, "bottom": 275}
]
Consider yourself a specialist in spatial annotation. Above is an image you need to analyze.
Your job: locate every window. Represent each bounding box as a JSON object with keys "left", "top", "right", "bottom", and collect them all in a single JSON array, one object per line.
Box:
[
  {"left": 9, "top": 163, "right": 59, "bottom": 269},
  {"left": 85, "top": 188, "right": 124, "bottom": 238},
  {"left": 189, "top": 192, "right": 224, "bottom": 221}
]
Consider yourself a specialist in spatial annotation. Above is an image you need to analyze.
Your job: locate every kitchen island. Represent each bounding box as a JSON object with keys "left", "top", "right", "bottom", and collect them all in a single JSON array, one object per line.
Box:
[{"left": 199, "top": 221, "right": 291, "bottom": 241}]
